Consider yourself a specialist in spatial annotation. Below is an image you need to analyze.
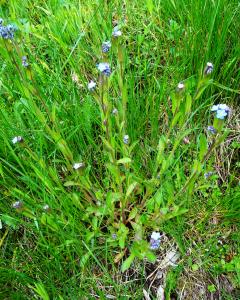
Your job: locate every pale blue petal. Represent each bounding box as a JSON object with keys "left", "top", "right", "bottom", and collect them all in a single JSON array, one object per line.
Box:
[
  {"left": 216, "top": 110, "right": 227, "bottom": 119},
  {"left": 211, "top": 105, "right": 219, "bottom": 112}
]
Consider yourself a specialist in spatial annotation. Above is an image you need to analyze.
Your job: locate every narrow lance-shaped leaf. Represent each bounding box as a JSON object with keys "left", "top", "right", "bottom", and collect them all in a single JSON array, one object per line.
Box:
[
  {"left": 126, "top": 182, "right": 138, "bottom": 198},
  {"left": 199, "top": 134, "right": 208, "bottom": 161},
  {"left": 117, "top": 157, "right": 132, "bottom": 164},
  {"left": 185, "top": 93, "right": 192, "bottom": 114},
  {"left": 156, "top": 135, "right": 166, "bottom": 165},
  {"left": 121, "top": 254, "right": 135, "bottom": 272}
]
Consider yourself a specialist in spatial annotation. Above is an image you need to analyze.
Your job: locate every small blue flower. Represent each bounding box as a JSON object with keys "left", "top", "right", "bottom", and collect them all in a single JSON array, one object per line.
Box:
[
  {"left": 43, "top": 204, "right": 51, "bottom": 212},
  {"left": 12, "top": 136, "right": 24, "bottom": 144},
  {"left": 150, "top": 239, "right": 161, "bottom": 250},
  {"left": 218, "top": 104, "right": 230, "bottom": 112},
  {"left": 102, "top": 41, "right": 111, "bottom": 53},
  {"left": 123, "top": 135, "right": 129, "bottom": 145},
  {"left": 176, "top": 82, "right": 184, "bottom": 92},
  {"left": 112, "top": 26, "right": 122, "bottom": 37},
  {"left": 207, "top": 126, "right": 217, "bottom": 134},
  {"left": 204, "top": 62, "right": 214, "bottom": 75},
  {"left": 211, "top": 105, "right": 219, "bottom": 112},
  {"left": 204, "top": 171, "right": 214, "bottom": 179},
  {"left": 216, "top": 110, "right": 228, "bottom": 120},
  {"left": 112, "top": 233, "right": 117, "bottom": 239},
  {"left": 12, "top": 201, "right": 23, "bottom": 209},
  {"left": 22, "top": 56, "right": 29, "bottom": 67},
  {"left": 211, "top": 104, "right": 230, "bottom": 120},
  {"left": 0, "top": 23, "right": 17, "bottom": 40},
  {"left": 88, "top": 80, "right": 96, "bottom": 91},
  {"left": 112, "top": 108, "right": 118, "bottom": 115},
  {"left": 97, "top": 62, "right": 111, "bottom": 77},
  {"left": 149, "top": 232, "right": 161, "bottom": 250}
]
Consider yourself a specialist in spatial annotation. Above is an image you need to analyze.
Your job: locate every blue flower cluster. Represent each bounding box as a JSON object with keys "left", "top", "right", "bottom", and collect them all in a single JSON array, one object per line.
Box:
[
  {"left": 204, "top": 171, "right": 214, "bottom": 179},
  {"left": 211, "top": 104, "right": 230, "bottom": 120},
  {"left": 102, "top": 41, "right": 111, "bottom": 53},
  {"left": 92, "top": 25, "right": 123, "bottom": 80},
  {"left": 150, "top": 238, "right": 161, "bottom": 250},
  {"left": 12, "top": 200, "right": 23, "bottom": 209},
  {"left": 97, "top": 62, "right": 111, "bottom": 77},
  {"left": 123, "top": 135, "right": 129, "bottom": 145},
  {"left": 204, "top": 62, "right": 214, "bottom": 75},
  {"left": 22, "top": 56, "right": 29, "bottom": 67},
  {"left": 112, "top": 26, "right": 122, "bottom": 37},
  {"left": 149, "top": 232, "right": 161, "bottom": 250},
  {"left": 0, "top": 19, "right": 16, "bottom": 40},
  {"left": 207, "top": 126, "right": 217, "bottom": 134}
]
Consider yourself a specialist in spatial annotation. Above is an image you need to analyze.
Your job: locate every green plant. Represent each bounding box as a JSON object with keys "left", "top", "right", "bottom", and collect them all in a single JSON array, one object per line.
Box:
[{"left": 0, "top": 1, "right": 239, "bottom": 298}]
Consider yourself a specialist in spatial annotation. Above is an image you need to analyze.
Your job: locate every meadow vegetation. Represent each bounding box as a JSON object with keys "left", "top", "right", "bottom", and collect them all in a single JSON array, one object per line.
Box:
[{"left": 0, "top": 0, "right": 239, "bottom": 299}]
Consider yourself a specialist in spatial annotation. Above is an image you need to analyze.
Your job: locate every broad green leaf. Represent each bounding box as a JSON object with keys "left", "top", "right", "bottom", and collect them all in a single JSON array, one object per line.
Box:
[
  {"left": 193, "top": 160, "right": 202, "bottom": 173},
  {"left": 106, "top": 163, "right": 122, "bottom": 185},
  {"left": 121, "top": 254, "right": 135, "bottom": 272},
  {"left": 199, "top": 134, "right": 208, "bottom": 160},
  {"left": 64, "top": 181, "right": 80, "bottom": 187},
  {"left": 131, "top": 221, "right": 143, "bottom": 240},
  {"left": 117, "top": 157, "right": 132, "bottom": 164},
  {"left": 22, "top": 209, "right": 35, "bottom": 219},
  {"left": 192, "top": 264, "right": 199, "bottom": 271},
  {"left": 40, "top": 214, "right": 59, "bottom": 231},
  {"left": 156, "top": 135, "right": 166, "bottom": 164},
  {"left": 145, "top": 251, "right": 156, "bottom": 262},
  {"left": 128, "top": 207, "right": 138, "bottom": 220},
  {"left": 171, "top": 111, "right": 182, "bottom": 128},
  {"left": 118, "top": 224, "right": 129, "bottom": 249},
  {"left": 185, "top": 93, "right": 192, "bottom": 114},
  {"left": 146, "top": 0, "right": 154, "bottom": 13},
  {"left": 163, "top": 208, "right": 189, "bottom": 220},
  {"left": 30, "top": 282, "right": 50, "bottom": 300},
  {"left": 126, "top": 182, "right": 138, "bottom": 198},
  {"left": 213, "top": 118, "right": 224, "bottom": 132},
  {"left": 1, "top": 214, "right": 19, "bottom": 229},
  {"left": 129, "top": 140, "right": 139, "bottom": 153},
  {"left": 101, "top": 137, "right": 114, "bottom": 152},
  {"left": 215, "top": 130, "right": 230, "bottom": 147},
  {"left": 195, "top": 80, "right": 212, "bottom": 100}
]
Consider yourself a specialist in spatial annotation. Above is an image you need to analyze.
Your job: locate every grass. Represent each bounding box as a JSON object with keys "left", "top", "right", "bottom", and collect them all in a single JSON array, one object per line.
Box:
[{"left": 0, "top": 0, "right": 239, "bottom": 299}]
